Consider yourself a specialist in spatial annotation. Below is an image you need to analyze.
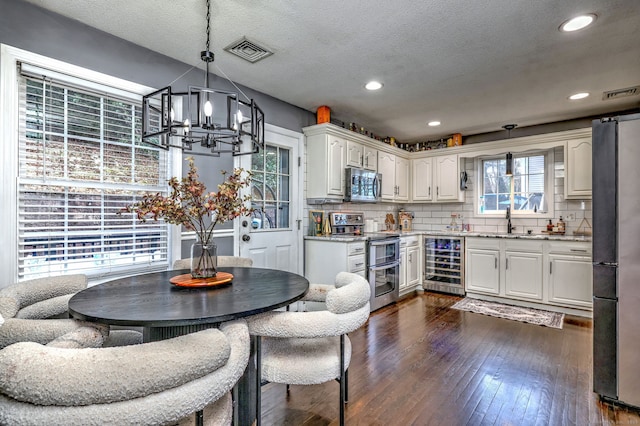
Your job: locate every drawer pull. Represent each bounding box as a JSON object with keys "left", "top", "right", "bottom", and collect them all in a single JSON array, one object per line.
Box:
[
  {"left": 352, "top": 247, "right": 364, "bottom": 252},
  {"left": 570, "top": 249, "right": 588, "bottom": 252},
  {"left": 355, "top": 262, "right": 364, "bottom": 267}
]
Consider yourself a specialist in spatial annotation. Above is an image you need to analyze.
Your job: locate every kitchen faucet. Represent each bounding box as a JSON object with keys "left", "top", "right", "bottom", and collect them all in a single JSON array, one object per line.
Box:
[{"left": 506, "top": 206, "right": 516, "bottom": 234}]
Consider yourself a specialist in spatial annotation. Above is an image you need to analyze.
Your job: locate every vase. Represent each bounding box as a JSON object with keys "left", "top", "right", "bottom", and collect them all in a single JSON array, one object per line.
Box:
[{"left": 190, "top": 240, "right": 217, "bottom": 279}]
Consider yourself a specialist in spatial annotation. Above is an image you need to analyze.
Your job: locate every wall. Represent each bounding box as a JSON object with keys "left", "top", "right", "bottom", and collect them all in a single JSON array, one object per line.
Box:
[
  {"left": 1, "top": 0, "right": 315, "bottom": 256},
  {"left": 304, "top": 147, "right": 592, "bottom": 237}
]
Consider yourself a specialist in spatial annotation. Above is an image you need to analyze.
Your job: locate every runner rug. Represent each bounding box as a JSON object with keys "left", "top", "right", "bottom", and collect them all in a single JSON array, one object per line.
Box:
[{"left": 451, "top": 298, "right": 564, "bottom": 329}]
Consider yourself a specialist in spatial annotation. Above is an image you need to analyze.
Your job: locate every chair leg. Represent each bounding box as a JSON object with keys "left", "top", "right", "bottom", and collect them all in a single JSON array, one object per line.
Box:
[
  {"left": 256, "top": 335, "right": 262, "bottom": 426},
  {"left": 339, "top": 334, "right": 345, "bottom": 426},
  {"left": 345, "top": 367, "right": 349, "bottom": 403}
]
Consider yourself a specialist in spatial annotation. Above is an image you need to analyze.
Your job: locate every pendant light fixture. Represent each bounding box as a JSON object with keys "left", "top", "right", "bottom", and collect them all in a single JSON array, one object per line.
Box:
[
  {"left": 502, "top": 124, "right": 517, "bottom": 176},
  {"left": 141, "top": 0, "right": 265, "bottom": 156}
]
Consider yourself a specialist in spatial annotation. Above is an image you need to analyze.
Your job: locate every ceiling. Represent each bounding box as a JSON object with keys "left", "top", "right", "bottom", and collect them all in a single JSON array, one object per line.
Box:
[{"left": 23, "top": 0, "right": 640, "bottom": 142}]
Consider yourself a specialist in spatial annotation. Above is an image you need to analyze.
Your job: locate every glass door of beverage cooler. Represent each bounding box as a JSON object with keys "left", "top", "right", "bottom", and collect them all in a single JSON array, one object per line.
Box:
[{"left": 423, "top": 236, "right": 465, "bottom": 295}]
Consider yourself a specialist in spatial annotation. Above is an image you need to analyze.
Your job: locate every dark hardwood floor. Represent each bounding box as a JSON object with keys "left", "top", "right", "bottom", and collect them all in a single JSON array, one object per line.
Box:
[{"left": 260, "top": 292, "right": 640, "bottom": 425}]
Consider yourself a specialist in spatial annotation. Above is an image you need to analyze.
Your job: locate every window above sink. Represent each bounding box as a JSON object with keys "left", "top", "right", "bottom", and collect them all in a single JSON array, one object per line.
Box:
[{"left": 475, "top": 149, "right": 554, "bottom": 219}]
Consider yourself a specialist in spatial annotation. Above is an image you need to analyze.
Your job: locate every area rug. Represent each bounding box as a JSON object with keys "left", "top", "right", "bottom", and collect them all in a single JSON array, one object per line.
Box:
[{"left": 451, "top": 298, "right": 564, "bottom": 329}]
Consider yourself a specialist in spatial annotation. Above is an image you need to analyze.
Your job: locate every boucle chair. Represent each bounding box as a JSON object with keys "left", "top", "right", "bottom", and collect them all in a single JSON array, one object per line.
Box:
[
  {"left": 0, "top": 319, "right": 250, "bottom": 426},
  {"left": 0, "top": 274, "right": 142, "bottom": 349},
  {"left": 246, "top": 271, "right": 371, "bottom": 426},
  {"left": 173, "top": 256, "right": 253, "bottom": 270}
]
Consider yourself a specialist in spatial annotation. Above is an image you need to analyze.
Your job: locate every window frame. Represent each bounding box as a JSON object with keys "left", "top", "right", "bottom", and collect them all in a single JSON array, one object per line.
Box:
[
  {"left": 1, "top": 44, "right": 182, "bottom": 283},
  {"left": 474, "top": 149, "right": 555, "bottom": 219}
]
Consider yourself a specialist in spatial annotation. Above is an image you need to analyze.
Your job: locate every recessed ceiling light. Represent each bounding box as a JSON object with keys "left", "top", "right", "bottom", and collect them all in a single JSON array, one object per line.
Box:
[
  {"left": 569, "top": 92, "right": 590, "bottom": 100},
  {"left": 428, "top": 121, "right": 441, "bottom": 127},
  {"left": 560, "top": 14, "right": 597, "bottom": 32},
  {"left": 365, "top": 81, "right": 383, "bottom": 91}
]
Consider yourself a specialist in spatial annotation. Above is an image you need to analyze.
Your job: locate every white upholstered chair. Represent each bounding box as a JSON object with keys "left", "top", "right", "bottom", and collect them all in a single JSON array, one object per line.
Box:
[
  {"left": 0, "top": 319, "right": 250, "bottom": 426},
  {"left": 0, "top": 274, "right": 142, "bottom": 349},
  {"left": 246, "top": 272, "right": 371, "bottom": 426},
  {"left": 173, "top": 256, "right": 253, "bottom": 270}
]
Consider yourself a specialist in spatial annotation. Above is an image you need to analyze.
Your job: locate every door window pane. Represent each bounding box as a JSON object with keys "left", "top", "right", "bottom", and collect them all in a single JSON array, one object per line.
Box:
[{"left": 250, "top": 144, "right": 291, "bottom": 229}]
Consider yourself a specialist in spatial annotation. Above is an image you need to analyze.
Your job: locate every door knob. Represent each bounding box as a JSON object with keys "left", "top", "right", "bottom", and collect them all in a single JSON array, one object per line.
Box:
[
  {"left": 242, "top": 234, "right": 251, "bottom": 242},
  {"left": 242, "top": 220, "right": 249, "bottom": 227}
]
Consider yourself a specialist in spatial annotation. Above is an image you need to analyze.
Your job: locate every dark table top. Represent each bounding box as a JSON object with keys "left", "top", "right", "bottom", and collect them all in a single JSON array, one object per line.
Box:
[{"left": 69, "top": 267, "right": 309, "bottom": 328}]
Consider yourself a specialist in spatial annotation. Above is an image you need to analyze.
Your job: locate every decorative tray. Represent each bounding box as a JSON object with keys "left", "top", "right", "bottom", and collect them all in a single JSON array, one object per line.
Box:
[{"left": 170, "top": 272, "right": 233, "bottom": 288}]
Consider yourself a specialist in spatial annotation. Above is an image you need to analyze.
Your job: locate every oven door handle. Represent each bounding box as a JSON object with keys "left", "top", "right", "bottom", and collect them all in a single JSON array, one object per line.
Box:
[
  {"left": 369, "top": 261, "right": 400, "bottom": 271},
  {"left": 369, "top": 239, "right": 400, "bottom": 247}
]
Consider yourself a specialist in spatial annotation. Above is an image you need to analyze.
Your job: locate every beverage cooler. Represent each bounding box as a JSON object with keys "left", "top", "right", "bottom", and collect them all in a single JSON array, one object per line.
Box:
[{"left": 423, "top": 236, "right": 465, "bottom": 296}]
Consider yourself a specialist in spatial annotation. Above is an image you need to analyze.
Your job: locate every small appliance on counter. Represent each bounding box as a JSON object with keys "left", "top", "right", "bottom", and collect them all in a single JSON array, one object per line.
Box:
[{"left": 329, "top": 211, "right": 364, "bottom": 235}]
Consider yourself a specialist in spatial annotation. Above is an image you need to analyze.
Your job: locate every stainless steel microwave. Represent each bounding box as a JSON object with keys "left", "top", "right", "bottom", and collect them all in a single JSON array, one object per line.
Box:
[{"left": 345, "top": 168, "right": 381, "bottom": 203}]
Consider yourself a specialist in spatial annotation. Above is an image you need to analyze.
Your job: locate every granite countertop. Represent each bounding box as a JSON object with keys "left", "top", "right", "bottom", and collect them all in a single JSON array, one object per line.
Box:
[
  {"left": 419, "top": 230, "right": 591, "bottom": 242},
  {"left": 305, "top": 231, "right": 591, "bottom": 242}
]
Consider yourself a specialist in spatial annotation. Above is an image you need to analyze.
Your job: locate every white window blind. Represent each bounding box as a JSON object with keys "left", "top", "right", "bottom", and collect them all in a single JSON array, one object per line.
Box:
[
  {"left": 480, "top": 153, "right": 547, "bottom": 215},
  {"left": 17, "top": 67, "right": 170, "bottom": 280}
]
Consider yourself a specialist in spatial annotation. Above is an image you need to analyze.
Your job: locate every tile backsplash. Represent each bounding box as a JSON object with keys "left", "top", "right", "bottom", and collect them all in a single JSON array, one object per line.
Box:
[{"left": 304, "top": 146, "right": 592, "bottom": 236}]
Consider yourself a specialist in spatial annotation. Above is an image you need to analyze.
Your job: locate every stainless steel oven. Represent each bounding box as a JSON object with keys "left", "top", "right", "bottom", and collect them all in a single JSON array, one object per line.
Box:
[{"left": 367, "top": 234, "right": 400, "bottom": 311}]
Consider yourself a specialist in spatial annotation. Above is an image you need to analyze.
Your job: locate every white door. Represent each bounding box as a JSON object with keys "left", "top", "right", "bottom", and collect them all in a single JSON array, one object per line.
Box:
[{"left": 235, "top": 124, "right": 303, "bottom": 274}]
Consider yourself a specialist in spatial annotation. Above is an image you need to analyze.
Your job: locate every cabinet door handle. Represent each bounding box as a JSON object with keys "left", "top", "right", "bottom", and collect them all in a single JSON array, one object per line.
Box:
[
  {"left": 495, "top": 257, "right": 498, "bottom": 269},
  {"left": 505, "top": 258, "right": 509, "bottom": 270},
  {"left": 549, "top": 261, "right": 552, "bottom": 274},
  {"left": 428, "top": 187, "right": 431, "bottom": 196},
  {"left": 437, "top": 186, "right": 439, "bottom": 196}
]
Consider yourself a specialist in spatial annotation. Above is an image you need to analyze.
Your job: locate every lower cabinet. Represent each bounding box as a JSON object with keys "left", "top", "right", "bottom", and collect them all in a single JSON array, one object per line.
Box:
[
  {"left": 548, "top": 254, "right": 593, "bottom": 309},
  {"left": 465, "top": 237, "right": 591, "bottom": 313},
  {"left": 504, "top": 250, "right": 543, "bottom": 300},
  {"left": 466, "top": 248, "right": 500, "bottom": 295},
  {"left": 304, "top": 239, "right": 367, "bottom": 311},
  {"left": 399, "top": 235, "right": 421, "bottom": 295}
]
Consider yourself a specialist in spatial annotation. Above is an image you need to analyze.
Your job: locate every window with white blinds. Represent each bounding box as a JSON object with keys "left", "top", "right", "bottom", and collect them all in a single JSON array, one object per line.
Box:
[
  {"left": 18, "top": 70, "right": 170, "bottom": 280},
  {"left": 479, "top": 152, "right": 548, "bottom": 215}
]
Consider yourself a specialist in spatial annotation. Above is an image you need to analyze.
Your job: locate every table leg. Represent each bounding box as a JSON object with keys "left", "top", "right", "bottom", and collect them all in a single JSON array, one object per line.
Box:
[{"left": 234, "top": 334, "right": 257, "bottom": 426}]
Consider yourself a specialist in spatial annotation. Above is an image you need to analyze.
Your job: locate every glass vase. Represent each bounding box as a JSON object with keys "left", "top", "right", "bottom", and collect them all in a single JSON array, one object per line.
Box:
[{"left": 190, "top": 240, "right": 217, "bottom": 279}]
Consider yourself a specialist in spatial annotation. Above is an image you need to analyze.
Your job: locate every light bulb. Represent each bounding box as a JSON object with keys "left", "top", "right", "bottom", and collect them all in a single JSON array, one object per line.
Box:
[
  {"left": 170, "top": 107, "right": 175, "bottom": 122},
  {"left": 237, "top": 110, "right": 243, "bottom": 123},
  {"left": 184, "top": 118, "right": 190, "bottom": 128},
  {"left": 204, "top": 100, "right": 213, "bottom": 117}
]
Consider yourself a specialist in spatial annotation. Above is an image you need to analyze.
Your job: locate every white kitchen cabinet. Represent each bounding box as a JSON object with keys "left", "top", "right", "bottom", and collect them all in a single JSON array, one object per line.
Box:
[
  {"left": 305, "top": 133, "right": 346, "bottom": 201},
  {"left": 363, "top": 145, "right": 377, "bottom": 171},
  {"left": 505, "top": 250, "right": 543, "bottom": 301},
  {"left": 435, "top": 154, "right": 461, "bottom": 201},
  {"left": 548, "top": 241, "right": 593, "bottom": 309},
  {"left": 399, "top": 235, "right": 421, "bottom": 295},
  {"left": 465, "top": 237, "right": 592, "bottom": 315},
  {"left": 346, "top": 140, "right": 377, "bottom": 171},
  {"left": 465, "top": 248, "right": 500, "bottom": 295},
  {"left": 412, "top": 157, "right": 433, "bottom": 201},
  {"left": 395, "top": 156, "right": 409, "bottom": 201},
  {"left": 411, "top": 154, "right": 462, "bottom": 203},
  {"left": 304, "top": 239, "right": 367, "bottom": 310},
  {"left": 346, "top": 140, "right": 363, "bottom": 169},
  {"left": 564, "top": 137, "right": 592, "bottom": 199},
  {"left": 466, "top": 238, "right": 543, "bottom": 302},
  {"left": 378, "top": 151, "right": 409, "bottom": 202}
]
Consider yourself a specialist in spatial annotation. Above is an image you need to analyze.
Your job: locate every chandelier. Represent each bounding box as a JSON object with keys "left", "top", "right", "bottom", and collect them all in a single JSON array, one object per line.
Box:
[{"left": 141, "top": 0, "right": 265, "bottom": 156}]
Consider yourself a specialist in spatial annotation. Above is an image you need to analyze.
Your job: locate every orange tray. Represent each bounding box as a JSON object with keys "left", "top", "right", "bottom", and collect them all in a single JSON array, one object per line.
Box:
[{"left": 170, "top": 272, "right": 233, "bottom": 288}]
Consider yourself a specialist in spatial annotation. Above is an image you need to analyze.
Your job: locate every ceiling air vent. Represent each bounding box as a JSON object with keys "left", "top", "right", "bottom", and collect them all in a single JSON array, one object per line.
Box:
[
  {"left": 224, "top": 37, "right": 273, "bottom": 63},
  {"left": 602, "top": 85, "right": 640, "bottom": 100}
]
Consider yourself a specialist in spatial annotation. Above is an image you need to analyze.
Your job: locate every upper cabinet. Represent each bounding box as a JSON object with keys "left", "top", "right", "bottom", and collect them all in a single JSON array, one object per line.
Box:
[
  {"left": 564, "top": 137, "right": 592, "bottom": 199},
  {"left": 305, "top": 132, "right": 346, "bottom": 201},
  {"left": 346, "top": 140, "right": 377, "bottom": 171},
  {"left": 378, "top": 151, "right": 408, "bottom": 201},
  {"left": 411, "top": 154, "right": 463, "bottom": 203}
]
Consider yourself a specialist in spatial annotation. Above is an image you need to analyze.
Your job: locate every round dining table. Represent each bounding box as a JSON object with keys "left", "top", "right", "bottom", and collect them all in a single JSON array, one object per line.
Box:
[{"left": 69, "top": 266, "right": 309, "bottom": 426}]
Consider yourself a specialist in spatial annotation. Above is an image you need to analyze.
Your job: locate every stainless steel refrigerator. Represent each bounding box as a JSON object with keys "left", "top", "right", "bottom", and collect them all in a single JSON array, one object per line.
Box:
[{"left": 592, "top": 112, "right": 640, "bottom": 408}]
